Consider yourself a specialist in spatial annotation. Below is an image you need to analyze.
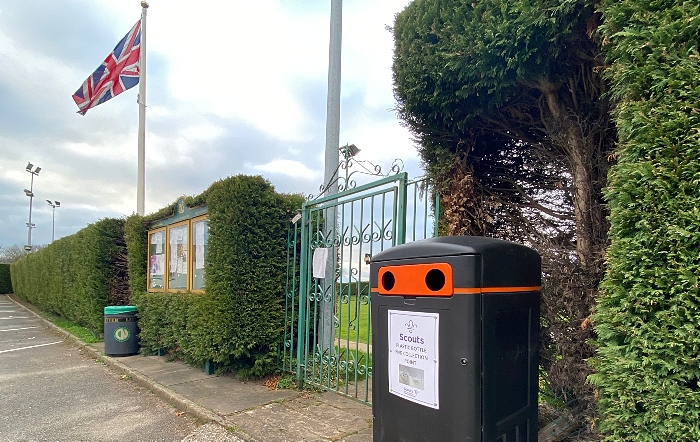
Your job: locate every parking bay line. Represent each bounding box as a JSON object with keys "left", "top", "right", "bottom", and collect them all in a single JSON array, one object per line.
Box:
[
  {"left": 0, "top": 327, "right": 39, "bottom": 332},
  {"left": 0, "top": 341, "right": 63, "bottom": 354},
  {"left": 0, "top": 316, "right": 29, "bottom": 320}
]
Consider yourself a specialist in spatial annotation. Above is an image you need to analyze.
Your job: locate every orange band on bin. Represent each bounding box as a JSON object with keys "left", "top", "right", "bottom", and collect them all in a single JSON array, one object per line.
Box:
[
  {"left": 377, "top": 263, "right": 454, "bottom": 296},
  {"left": 453, "top": 286, "right": 542, "bottom": 294},
  {"left": 372, "top": 285, "right": 542, "bottom": 295}
]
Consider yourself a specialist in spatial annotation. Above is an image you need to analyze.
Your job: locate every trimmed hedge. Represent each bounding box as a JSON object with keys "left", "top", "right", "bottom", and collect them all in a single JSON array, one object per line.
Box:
[
  {"left": 591, "top": 1, "right": 700, "bottom": 440},
  {"left": 10, "top": 218, "right": 128, "bottom": 332},
  {"left": 130, "top": 175, "right": 304, "bottom": 377},
  {"left": 0, "top": 264, "right": 11, "bottom": 294}
]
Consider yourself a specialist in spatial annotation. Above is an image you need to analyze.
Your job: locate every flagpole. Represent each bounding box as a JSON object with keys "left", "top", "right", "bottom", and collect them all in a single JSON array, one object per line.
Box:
[{"left": 137, "top": 1, "right": 149, "bottom": 216}]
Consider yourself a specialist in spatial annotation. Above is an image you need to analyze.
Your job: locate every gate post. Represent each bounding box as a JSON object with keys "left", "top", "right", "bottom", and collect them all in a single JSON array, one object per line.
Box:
[
  {"left": 296, "top": 207, "right": 310, "bottom": 388},
  {"left": 395, "top": 172, "right": 408, "bottom": 245}
]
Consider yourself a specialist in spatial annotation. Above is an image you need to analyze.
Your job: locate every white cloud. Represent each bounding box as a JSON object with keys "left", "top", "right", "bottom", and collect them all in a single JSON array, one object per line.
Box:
[
  {"left": 150, "top": 1, "right": 328, "bottom": 142},
  {"left": 248, "top": 158, "right": 322, "bottom": 181},
  {"left": 180, "top": 123, "right": 226, "bottom": 142},
  {"left": 0, "top": 28, "right": 84, "bottom": 116}
]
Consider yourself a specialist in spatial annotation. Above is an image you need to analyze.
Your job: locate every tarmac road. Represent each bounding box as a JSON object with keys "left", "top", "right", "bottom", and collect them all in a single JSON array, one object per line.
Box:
[{"left": 0, "top": 295, "right": 221, "bottom": 442}]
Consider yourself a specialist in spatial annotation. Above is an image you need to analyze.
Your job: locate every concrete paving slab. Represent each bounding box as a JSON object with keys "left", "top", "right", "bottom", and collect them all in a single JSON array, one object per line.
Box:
[
  {"left": 92, "top": 343, "right": 212, "bottom": 385},
  {"left": 226, "top": 392, "right": 372, "bottom": 442},
  {"left": 225, "top": 402, "right": 323, "bottom": 442},
  {"left": 138, "top": 362, "right": 213, "bottom": 386},
  {"left": 316, "top": 390, "right": 375, "bottom": 413},
  {"left": 122, "top": 357, "right": 200, "bottom": 377},
  {"left": 172, "top": 375, "right": 299, "bottom": 415},
  {"left": 338, "top": 428, "right": 373, "bottom": 442}
]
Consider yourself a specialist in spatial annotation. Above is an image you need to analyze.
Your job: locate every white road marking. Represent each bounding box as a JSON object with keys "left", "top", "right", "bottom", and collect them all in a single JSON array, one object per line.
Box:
[
  {"left": 0, "top": 341, "right": 62, "bottom": 354},
  {"left": 0, "top": 316, "right": 29, "bottom": 320},
  {"left": 0, "top": 327, "right": 38, "bottom": 332}
]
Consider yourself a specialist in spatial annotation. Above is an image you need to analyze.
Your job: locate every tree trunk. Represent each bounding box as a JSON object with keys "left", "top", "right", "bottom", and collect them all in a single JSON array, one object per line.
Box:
[{"left": 539, "top": 82, "right": 602, "bottom": 270}]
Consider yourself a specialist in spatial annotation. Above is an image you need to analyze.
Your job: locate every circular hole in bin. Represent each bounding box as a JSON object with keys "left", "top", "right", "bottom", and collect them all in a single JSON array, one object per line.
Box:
[
  {"left": 425, "top": 269, "right": 446, "bottom": 291},
  {"left": 382, "top": 271, "right": 396, "bottom": 291}
]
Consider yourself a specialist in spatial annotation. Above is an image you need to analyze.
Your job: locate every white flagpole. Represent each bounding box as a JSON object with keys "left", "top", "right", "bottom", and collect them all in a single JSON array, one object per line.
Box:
[{"left": 137, "top": 1, "right": 149, "bottom": 216}]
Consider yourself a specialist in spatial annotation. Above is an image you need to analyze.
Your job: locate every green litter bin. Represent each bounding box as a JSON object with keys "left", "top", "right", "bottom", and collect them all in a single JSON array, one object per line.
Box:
[{"left": 104, "top": 306, "right": 139, "bottom": 356}]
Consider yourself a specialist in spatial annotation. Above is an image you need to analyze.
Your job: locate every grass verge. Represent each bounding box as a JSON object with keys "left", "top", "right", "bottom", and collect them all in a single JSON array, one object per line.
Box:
[{"left": 43, "top": 312, "right": 102, "bottom": 343}]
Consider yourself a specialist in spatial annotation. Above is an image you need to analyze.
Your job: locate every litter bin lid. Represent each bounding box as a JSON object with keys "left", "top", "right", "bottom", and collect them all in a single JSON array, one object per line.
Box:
[
  {"left": 371, "top": 236, "right": 530, "bottom": 261},
  {"left": 104, "top": 305, "right": 138, "bottom": 315}
]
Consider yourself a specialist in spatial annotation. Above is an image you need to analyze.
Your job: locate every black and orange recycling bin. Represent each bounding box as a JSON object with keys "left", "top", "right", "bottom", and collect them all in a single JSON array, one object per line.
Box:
[{"left": 370, "top": 236, "right": 540, "bottom": 442}]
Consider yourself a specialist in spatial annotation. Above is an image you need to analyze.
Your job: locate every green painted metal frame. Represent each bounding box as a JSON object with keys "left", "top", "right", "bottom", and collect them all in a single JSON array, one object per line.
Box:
[{"left": 279, "top": 170, "right": 439, "bottom": 404}]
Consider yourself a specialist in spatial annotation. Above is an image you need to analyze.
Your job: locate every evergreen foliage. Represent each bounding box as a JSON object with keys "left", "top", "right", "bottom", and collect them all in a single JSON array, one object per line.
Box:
[
  {"left": 9, "top": 218, "right": 128, "bottom": 332},
  {"left": 0, "top": 263, "right": 11, "bottom": 294},
  {"left": 393, "top": 0, "right": 614, "bottom": 419},
  {"left": 124, "top": 214, "right": 148, "bottom": 295},
  {"left": 130, "top": 176, "right": 304, "bottom": 377},
  {"left": 591, "top": 1, "right": 700, "bottom": 440}
]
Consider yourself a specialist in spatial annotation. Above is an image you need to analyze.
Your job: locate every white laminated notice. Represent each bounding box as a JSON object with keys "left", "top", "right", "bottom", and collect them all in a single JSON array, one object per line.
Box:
[
  {"left": 388, "top": 309, "right": 440, "bottom": 409},
  {"left": 312, "top": 247, "right": 329, "bottom": 279}
]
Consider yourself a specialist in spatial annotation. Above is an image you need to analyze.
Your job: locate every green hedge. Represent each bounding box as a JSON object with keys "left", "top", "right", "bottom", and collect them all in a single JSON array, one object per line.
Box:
[
  {"left": 130, "top": 175, "right": 303, "bottom": 377},
  {"left": 10, "top": 218, "right": 128, "bottom": 332},
  {"left": 0, "top": 263, "right": 11, "bottom": 294},
  {"left": 591, "top": 1, "right": 700, "bottom": 440}
]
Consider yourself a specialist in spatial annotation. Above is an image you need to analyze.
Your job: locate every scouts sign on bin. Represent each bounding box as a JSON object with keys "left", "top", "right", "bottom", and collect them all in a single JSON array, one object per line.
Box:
[
  {"left": 371, "top": 236, "right": 541, "bottom": 442},
  {"left": 388, "top": 310, "right": 439, "bottom": 409}
]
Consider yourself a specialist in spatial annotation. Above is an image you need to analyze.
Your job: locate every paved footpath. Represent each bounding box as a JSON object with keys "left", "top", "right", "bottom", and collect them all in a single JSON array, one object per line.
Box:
[{"left": 5, "top": 295, "right": 373, "bottom": 442}]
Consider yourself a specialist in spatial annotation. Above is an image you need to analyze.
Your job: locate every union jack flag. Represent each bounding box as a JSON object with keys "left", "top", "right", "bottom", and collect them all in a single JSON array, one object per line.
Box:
[{"left": 73, "top": 20, "right": 141, "bottom": 115}]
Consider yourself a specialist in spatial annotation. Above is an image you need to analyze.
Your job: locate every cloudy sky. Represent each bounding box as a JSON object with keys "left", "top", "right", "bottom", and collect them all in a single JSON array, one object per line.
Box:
[{"left": 0, "top": 0, "right": 423, "bottom": 248}]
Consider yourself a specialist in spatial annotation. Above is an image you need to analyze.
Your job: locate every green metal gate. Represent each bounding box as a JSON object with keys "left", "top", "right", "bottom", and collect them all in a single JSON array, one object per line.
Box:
[{"left": 279, "top": 159, "right": 439, "bottom": 404}]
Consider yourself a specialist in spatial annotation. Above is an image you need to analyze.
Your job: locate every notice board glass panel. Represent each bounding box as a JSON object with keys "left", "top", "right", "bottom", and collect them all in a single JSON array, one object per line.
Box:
[
  {"left": 148, "top": 230, "right": 165, "bottom": 289},
  {"left": 168, "top": 223, "right": 188, "bottom": 290},
  {"left": 191, "top": 218, "right": 209, "bottom": 290}
]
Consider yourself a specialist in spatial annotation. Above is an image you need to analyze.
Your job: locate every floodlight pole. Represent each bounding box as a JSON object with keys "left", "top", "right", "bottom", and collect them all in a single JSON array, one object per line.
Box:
[
  {"left": 25, "top": 164, "right": 40, "bottom": 249},
  {"left": 27, "top": 172, "right": 34, "bottom": 247},
  {"left": 324, "top": 0, "right": 342, "bottom": 197},
  {"left": 51, "top": 203, "right": 55, "bottom": 242},
  {"left": 47, "top": 200, "right": 60, "bottom": 242},
  {"left": 321, "top": 0, "right": 343, "bottom": 353}
]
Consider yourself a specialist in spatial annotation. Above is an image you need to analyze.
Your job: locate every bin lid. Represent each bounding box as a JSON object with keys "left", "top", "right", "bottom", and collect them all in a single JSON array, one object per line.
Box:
[
  {"left": 104, "top": 305, "right": 138, "bottom": 315},
  {"left": 371, "top": 236, "right": 534, "bottom": 262},
  {"left": 371, "top": 236, "right": 541, "bottom": 289}
]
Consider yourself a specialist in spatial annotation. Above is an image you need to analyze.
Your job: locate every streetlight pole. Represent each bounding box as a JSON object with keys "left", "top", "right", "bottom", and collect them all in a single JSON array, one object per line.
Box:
[
  {"left": 320, "top": 0, "right": 343, "bottom": 353},
  {"left": 46, "top": 200, "right": 60, "bottom": 243},
  {"left": 24, "top": 162, "right": 41, "bottom": 251}
]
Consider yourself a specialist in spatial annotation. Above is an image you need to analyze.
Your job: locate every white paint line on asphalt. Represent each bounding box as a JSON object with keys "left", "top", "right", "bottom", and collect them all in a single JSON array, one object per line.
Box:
[
  {"left": 0, "top": 341, "right": 62, "bottom": 354},
  {"left": 0, "top": 316, "right": 29, "bottom": 319},
  {"left": 0, "top": 311, "right": 20, "bottom": 313},
  {"left": 0, "top": 327, "right": 39, "bottom": 332}
]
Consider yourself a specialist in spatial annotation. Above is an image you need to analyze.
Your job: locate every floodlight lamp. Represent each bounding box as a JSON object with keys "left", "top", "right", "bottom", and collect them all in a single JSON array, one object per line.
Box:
[
  {"left": 26, "top": 162, "right": 33, "bottom": 171},
  {"left": 24, "top": 189, "right": 34, "bottom": 197},
  {"left": 56, "top": 201, "right": 60, "bottom": 207},
  {"left": 46, "top": 200, "right": 52, "bottom": 205},
  {"left": 34, "top": 167, "right": 41, "bottom": 175},
  {"left": 340, "top": 144, "right": 360, "bottom": 158}
]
